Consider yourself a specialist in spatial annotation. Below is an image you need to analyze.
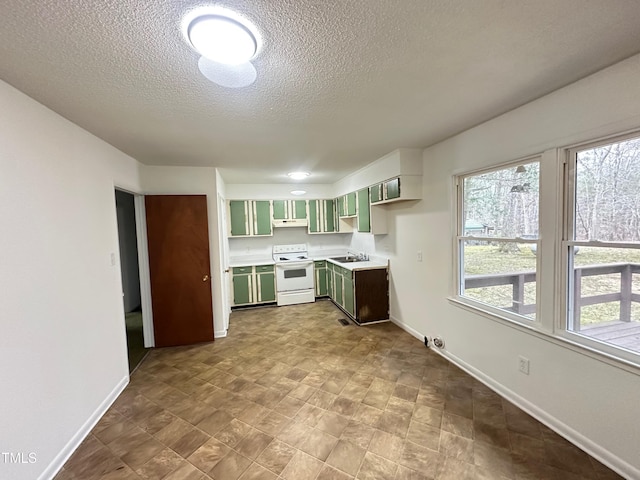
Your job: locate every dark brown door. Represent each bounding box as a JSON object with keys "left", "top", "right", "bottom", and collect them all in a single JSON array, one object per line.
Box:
[{"left": 145, "top": 195, "right": 214, "bottom": 347}]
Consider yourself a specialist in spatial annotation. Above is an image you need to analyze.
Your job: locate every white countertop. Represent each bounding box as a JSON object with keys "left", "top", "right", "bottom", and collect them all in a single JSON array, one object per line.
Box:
[
  {"left": 229, "top": 255, "right": 274, "bottom": 267},
  {"left": 319, "top": 256, "right": 388, "bottom": 271},
  {"left": 229, "top": 252, "right": 388, "bottom": 270}
]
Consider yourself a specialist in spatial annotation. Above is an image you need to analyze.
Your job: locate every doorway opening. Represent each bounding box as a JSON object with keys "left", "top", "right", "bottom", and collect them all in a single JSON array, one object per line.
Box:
[{"left": 115, "top": 189, "right": 149, "bottom": 372}]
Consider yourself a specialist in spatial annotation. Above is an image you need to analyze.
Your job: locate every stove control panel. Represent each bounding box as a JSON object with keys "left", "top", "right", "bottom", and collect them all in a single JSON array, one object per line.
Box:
[{"left": 272, "top": 244, "right": 308, "bottom": 254}]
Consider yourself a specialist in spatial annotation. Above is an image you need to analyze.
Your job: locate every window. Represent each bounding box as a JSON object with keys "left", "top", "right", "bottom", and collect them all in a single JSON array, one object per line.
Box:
[
  {"left": 456, "top": 159, "right": 540, "bottom": 321},
  {"left": 565, "top": 135, "right": 640, "bottom": 356}
]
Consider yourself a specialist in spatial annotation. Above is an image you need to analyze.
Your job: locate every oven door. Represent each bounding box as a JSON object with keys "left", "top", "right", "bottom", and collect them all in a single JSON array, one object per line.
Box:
[{"left": 275, "top": 261, "right": 314, "bottom": 292}]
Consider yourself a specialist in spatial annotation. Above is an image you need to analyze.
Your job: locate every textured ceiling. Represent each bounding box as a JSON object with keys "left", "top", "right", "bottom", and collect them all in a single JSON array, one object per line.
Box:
[{"left": 2, "top": 1, "right": 640, "bottom": 184}]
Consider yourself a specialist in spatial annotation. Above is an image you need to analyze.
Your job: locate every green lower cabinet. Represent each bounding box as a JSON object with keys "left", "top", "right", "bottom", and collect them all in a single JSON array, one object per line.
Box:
[
  {"left": 256, "top": 265, "right": 275, "bottom": 302},
  {"left": 314, "top": 261, "right": 327, "bottom": 296},
  {"left": 335, "top": 268, "right": 344, "bottom": 306},
  {"left": 327, "top": 263, "right": 334, "bottom": 298},
  {"left": 343, "top": 271, "right": 354, "bottom": 317},
  {"left": 232, "top": 268, "right": 253, "bottom": 305},
  {"left": 232, "top": 265, "right": 277, "bottom": 306}
]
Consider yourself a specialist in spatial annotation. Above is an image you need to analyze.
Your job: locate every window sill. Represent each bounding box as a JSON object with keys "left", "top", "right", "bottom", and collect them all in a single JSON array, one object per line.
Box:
[{"left": 448, "top": 296, "right": 640, "bottom": 376}]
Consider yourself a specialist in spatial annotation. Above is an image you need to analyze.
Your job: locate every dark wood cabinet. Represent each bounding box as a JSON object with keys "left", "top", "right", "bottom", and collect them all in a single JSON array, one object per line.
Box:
[
  {"left": 328, "top": 263, "right": 389, "bottom": 324},
  {"left": 353, "top": 269, "right": 389, "bottom": 324}
]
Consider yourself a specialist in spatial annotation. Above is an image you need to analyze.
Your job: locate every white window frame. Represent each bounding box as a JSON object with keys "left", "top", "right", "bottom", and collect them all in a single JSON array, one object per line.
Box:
[
  {"left": 557, "top": 132, "right": 640, "bottom": 366},
  {"left": 454, "top": 156, "right": 542, "bottom": 327}
]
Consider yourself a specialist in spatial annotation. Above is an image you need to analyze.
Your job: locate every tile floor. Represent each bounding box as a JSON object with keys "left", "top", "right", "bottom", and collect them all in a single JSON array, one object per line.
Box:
[{"left": 55, "top": 300, "right": 624, "bottom": 480}]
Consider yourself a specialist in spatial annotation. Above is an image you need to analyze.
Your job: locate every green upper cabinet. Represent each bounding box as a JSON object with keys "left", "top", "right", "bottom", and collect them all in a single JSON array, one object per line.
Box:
[
  {"left": 308, "top": 199, "right": 337, "bottom": 234},
  {"left": 324, "top": 199, "right": 336, "bottom": 232},
  {"left": 370, "top": 183, "right": 383, "bottom": 203},
  {"left": 384, "top": 177, "right": 401, "bottom": 200},
  {"left": 370, "top": 176, "right": 421, "bottom": 205},
  {"left": 273, "top": 200, "right": 307, "bottom": 220},
  {"left": 308, "top": 200, "right": 319, "bottom": 233},
  {"left": 253, "top": 201, "right": 272, "bottom": 235},
  {"left": 228, "top": 200, "right": 272, "bottom": 237},
  {"left": 346, "top": 192, "right": 356, "bottom": 216},
  {"left": 229, "top": 200, "right": 250, "bottom": 236},
  {"left": 272, "top": 200, "right": 287, "bottom": 220},
  {"left": 293, "top": 200, "right": 307, "bottom": 219},
  {"left": 357, "top": 188, "right": 370, "bottom": 233},
  {"left": 337, "top": 192, "right": 356, "bottom": 218}
]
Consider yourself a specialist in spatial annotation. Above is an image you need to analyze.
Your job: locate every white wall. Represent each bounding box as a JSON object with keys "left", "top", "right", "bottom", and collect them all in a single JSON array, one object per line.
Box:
[
  {"left": 0, "top": 80, "right": 141, "bottom": 480},
  {"left": 388, "top": 54, "right": 640, "bottom": 478},
  {"left": 334, "top": 148, "right": 423, "bottom": 196},
  {"left": 140, "top": 166, "right": 226, "bottom": 338},
  {"left": 229, "top": 230, "right": 350, "bottom": 259}
]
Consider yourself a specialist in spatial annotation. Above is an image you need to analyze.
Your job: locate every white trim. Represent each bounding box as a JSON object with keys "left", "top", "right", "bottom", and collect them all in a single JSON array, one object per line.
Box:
[
  {"left": 214, "top": 329, "right": 228, "bottom": 338},
  {"left": 437, "top": 348, "right": 639, "bottom": 480},
  {"left": 449, "top": 296, "right": 540, "bottom": 328},
  {"left": 134, "top": 195, "right": 155, "bottom": 348},
  {"left": 390, "top": 315, "right": 423, "bottom": 341},
  {"left": 39, "top": 376, "right": 129, "bottom": 480},
  {"left": 389, "top": 316, "right": 638, "bottom": 480}
]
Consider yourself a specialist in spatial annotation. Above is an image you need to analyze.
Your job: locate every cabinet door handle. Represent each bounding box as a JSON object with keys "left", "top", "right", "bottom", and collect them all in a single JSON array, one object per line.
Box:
[{"left": 203, "top": 274, "right": 210, "bottom": 282}]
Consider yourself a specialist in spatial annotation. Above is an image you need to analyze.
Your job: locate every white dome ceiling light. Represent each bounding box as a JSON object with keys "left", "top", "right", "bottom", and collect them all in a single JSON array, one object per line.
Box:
[
  {"left": 187, "top": 14, "right": 257, "bottom": 65},
  {"left": 291, "top": 190, "right": 307, "bottom": 196},
  {"left": 287, "top": 172, "right": 310, "bottom": 180},
  {"left": 197, "top": 57, "right": 257, "bottom": 89}
]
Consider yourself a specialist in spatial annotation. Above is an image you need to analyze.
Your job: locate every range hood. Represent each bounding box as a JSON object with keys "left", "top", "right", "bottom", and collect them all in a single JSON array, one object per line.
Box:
[{"left": 272, "top": 218, "right": 308, "bottom": 228}]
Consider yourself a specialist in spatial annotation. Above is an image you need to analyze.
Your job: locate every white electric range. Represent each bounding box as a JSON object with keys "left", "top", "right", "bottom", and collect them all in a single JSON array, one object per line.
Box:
[{"left": 272, "top": 244, "right": 315, "bottom": 306}]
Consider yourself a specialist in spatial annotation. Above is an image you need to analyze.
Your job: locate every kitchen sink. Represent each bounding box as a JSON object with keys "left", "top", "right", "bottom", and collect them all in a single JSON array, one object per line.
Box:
[{"left": 330, "top": 256, "right": 363, "bottom": 263}]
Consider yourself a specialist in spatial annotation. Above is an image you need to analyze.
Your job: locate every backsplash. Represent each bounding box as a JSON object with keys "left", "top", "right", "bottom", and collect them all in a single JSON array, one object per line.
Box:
[{"left": 228, "top": 228, "right": 350, "bottom": 258}]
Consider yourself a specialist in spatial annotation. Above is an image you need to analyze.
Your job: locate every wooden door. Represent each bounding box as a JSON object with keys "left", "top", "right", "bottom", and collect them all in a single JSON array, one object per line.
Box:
[{"left": 145, "top": 195, "right": 214, "bottom": 347}]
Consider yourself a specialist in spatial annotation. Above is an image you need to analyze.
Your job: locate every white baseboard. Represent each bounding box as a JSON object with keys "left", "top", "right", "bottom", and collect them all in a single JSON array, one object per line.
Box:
[
  {"left": 39, "top": 376, "right": 129, "bottom": 480},
  {"left": 215, "top": 329, "right": 227, "bottom": 338},
  {"left": 390, "top": 316, "right": 638, "bottom": 480}
]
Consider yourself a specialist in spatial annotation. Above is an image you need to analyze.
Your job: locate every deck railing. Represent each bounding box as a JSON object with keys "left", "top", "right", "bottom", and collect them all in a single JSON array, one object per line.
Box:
[{"left": 464, "top": 263, "right": 640, "bottom": 329}]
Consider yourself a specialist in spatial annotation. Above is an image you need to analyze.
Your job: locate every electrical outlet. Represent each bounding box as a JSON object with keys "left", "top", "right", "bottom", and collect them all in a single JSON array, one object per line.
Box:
[
  {"left": 417, "top": 250, "right": 423, "bottom": 262},
  {"left": 518, "top": 356, "right": 530, "bottom": 375},
  {"left": 432, "top": 336, "right": 445, "bottom": 349}
]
